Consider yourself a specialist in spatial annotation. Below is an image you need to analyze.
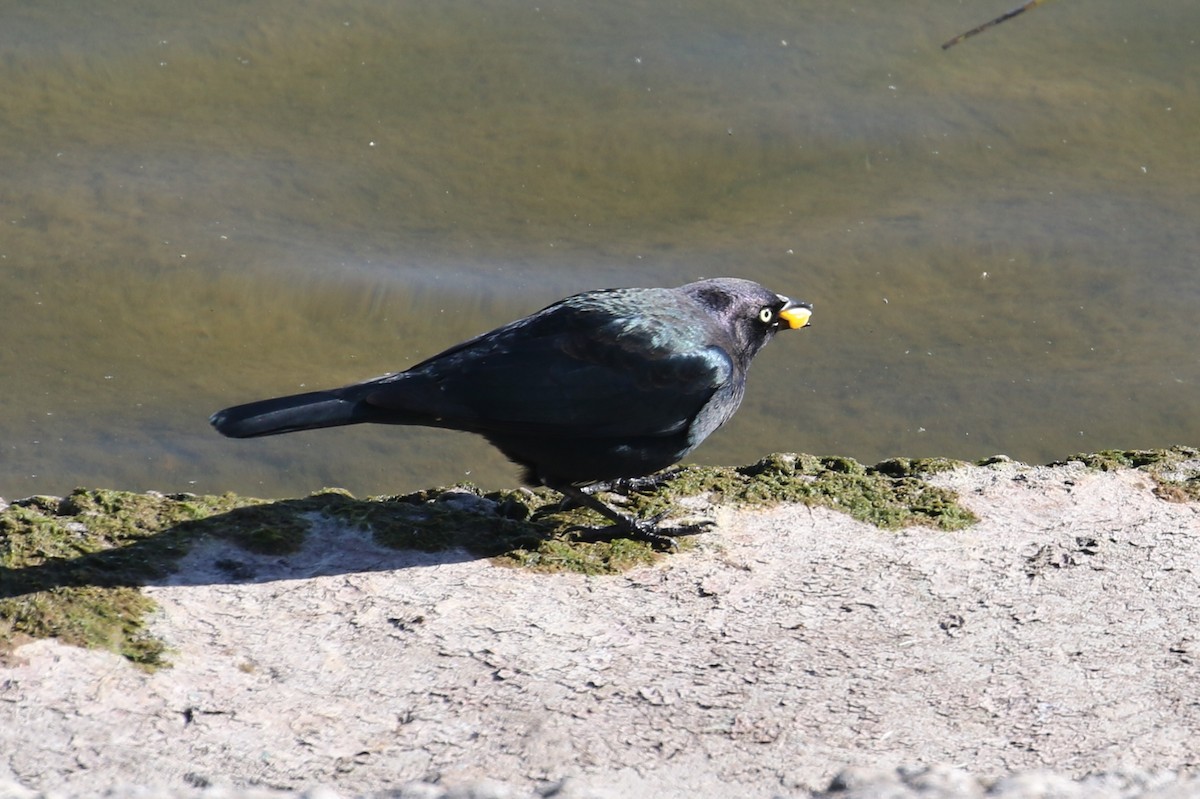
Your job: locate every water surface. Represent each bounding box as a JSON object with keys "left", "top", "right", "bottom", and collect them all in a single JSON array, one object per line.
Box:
[{"left": 2, "top": 0, "right": 1197, "bottom": 498}]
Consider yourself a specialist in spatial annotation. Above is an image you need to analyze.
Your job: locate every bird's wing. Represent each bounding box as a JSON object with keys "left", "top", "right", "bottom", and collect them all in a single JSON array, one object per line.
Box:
[{"left": 363, "top": 305, "right": 734, "bottom": 439}]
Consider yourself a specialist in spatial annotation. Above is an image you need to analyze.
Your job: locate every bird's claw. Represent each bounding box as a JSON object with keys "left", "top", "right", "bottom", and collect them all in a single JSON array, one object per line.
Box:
[
  {"left": 569, "top": 522, "right": 677, "bottom": 551},
  {"left": 631, "top": 516, "right": 718, "bottom": 550}
]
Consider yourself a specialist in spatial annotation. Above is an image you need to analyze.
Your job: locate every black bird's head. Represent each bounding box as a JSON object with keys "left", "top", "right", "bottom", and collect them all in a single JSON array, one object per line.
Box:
[{"left": 681, "top": 277, "right": 812, "bottom": 364}]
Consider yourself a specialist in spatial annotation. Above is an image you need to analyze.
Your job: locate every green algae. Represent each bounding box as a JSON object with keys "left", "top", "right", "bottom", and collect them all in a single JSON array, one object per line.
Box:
[
  {"left": 1054, "top": 445, "right": 1200, "bottom": 502},
  {"left": 615, "top": 453, "right": 977, "bottom": 531},
  {"left": 1, "top": 488, "right": 256, "bottom": 667},
  {"left": 501, "top": 535, "right": 662, "bottom": 574}
]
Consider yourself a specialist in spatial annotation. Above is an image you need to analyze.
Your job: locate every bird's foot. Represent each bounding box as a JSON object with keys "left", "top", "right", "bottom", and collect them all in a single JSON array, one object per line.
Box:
[
  {"left": 593, "top": 469, "right": 685, "bottom": 497},
  {"left": 550, "top": 482, "right": 713, "bottom": 551},
  {"left": 570, "top": 513, "right": 716, "bottom": 552}
]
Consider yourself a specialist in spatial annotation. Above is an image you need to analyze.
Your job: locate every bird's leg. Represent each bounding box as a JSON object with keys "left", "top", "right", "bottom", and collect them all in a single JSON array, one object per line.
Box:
[{"left": 551, "top": 483, "right": 713, "bottom": 551}]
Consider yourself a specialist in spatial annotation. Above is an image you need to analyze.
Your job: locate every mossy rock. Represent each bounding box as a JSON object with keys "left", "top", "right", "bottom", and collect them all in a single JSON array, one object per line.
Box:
[
  {"left": 0, "top": 488, "right": 360, "bottom": 668},
  {"left": 1054, "top": 445, "right": 1200, "bottom": 502},
  {"left": 1, "top": 454, "right": 981, "bottom": 666}
]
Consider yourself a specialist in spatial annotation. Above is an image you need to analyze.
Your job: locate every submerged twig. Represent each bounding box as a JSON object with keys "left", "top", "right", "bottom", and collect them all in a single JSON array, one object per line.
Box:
[{"left": 942, "top": 0, "right": 1051, "bottom": 50}]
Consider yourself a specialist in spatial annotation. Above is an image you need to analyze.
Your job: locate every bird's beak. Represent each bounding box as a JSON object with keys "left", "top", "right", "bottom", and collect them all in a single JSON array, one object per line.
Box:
[{"left": 777, "top": 299, "right": 813, "bottom": 330}]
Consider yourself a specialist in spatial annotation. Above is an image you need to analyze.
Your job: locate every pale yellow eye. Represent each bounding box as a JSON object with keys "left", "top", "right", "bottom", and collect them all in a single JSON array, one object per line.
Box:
[{"left": 758, "top": 307, "right": 774, "bottom": 324}]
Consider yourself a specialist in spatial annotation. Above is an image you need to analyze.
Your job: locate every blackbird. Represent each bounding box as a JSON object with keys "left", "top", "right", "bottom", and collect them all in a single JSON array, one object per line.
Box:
[{"left": 210, "top": 277, "right": 812, "bottom": 545}]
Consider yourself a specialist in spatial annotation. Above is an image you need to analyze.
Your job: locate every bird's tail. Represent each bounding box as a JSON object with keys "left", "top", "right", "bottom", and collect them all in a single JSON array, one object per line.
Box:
[{"left": 210, "top": 389, "right": 373, "bottom": 438}]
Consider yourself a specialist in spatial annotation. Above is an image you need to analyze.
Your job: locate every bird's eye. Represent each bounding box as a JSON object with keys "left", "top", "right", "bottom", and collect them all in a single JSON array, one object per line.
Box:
[{"left": 758, "top": 307, "right": 774, "bottom": 324}]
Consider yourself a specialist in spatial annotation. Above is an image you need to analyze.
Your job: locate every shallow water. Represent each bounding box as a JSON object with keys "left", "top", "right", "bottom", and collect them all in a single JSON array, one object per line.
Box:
[{"left": 1, "top": 0, "right": 1197, "bottom": 499}]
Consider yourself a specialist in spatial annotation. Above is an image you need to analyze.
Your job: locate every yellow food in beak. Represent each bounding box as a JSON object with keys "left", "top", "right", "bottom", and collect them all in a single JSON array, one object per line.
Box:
[{"left": 778, "top": 303, "right": 812, "bottom": 330}]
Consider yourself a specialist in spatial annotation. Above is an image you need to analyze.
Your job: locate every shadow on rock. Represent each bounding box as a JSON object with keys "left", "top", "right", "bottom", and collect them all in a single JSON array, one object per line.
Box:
[
  {"left": 0, "top": 486, "right": 561, "bottom": 599},
  {"left": 1, "top": 486, "right": 593, "bottom": 665}
]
